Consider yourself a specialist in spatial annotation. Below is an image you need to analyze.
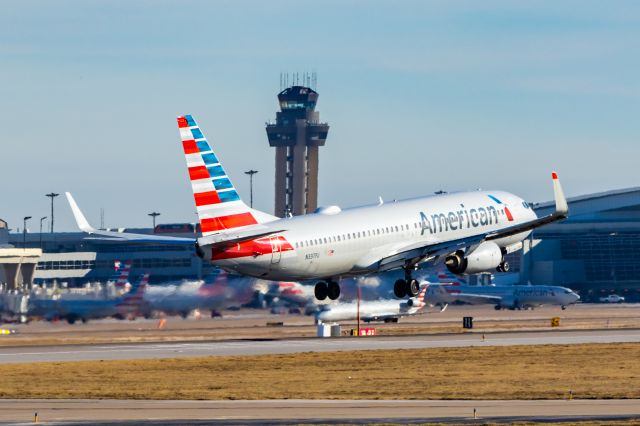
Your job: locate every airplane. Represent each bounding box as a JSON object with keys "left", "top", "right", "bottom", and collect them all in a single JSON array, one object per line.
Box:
[
  {"left": 142, "top": 270, "right": 256, "bottom": 318},
  {"left": 65, "top": 114, "right": 569, "bottom": 302},
  {"left": 265, "top": 281, "right": 315, "bottom": 307},
  {"left": 316, "top": 284, "right": 428, "bottom": 323},
  {"left": 33, "top": 274, "right": 149, "bottom": 324},
  {"left": 425, "top": 272, "right": 580, "bottom": 310}
]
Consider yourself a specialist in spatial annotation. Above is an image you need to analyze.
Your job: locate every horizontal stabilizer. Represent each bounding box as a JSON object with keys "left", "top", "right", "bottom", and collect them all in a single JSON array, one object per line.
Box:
[{"left": 198, "top": 226, "right": 288, "bottom": 248}]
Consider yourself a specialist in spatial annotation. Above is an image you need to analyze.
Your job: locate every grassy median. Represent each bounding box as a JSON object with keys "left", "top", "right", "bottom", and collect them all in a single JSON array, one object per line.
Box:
[{"left": 1, "top": 343, "right": 639, "bottom": 400}]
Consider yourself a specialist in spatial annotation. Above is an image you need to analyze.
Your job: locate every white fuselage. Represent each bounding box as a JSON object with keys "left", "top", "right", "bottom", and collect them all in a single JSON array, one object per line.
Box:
[
  {"left": 425, "top": 284, "right": 580, "bottom": 308},
  {"left": 207, "top": 190, "right": 537, "bottom": 281},
  {"left": 316, "top": 299, "right": 421, "bottom": 323}
]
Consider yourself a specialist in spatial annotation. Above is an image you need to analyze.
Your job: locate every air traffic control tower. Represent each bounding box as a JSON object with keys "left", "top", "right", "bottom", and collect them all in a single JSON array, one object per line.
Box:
[{"left": 266, "top": 86, "right": 329, "bottom": 217}]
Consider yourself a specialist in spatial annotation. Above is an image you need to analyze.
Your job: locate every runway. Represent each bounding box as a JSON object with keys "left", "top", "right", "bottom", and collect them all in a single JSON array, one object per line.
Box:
[
  {"left": 1, "top": 328, "right": 639, "bottom": 364},
  {"left": 3, "top": 399, "right": 640, "bottom": 424}
]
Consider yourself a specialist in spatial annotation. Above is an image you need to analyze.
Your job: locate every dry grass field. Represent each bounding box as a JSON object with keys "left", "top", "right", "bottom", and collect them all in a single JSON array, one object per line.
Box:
[{"left": 0, "top": 343, "right": 639, "bottom": 400}]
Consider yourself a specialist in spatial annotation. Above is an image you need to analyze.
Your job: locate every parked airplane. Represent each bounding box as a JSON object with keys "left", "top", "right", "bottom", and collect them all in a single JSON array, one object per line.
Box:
[
  {"left": 424, "top": 276, "right": 580, "bottom": 310},
  {"left": 142, "top": 270, "right": 255, "bottom": 318},
  {"left": 316, "top": 285, "right": 428, "bottom": 323},
  {"left": 266, "top": 281, "right": 314, "bottom": 307},
  {"left": 66, "top": 115, "right": 569, "bottom": 301},
  {"left": 31, "top": 274, "right": 149, "bottom": 324}
]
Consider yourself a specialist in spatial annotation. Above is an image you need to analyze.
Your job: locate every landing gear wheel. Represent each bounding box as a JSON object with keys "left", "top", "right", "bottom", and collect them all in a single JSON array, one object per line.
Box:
[
  {"left": 497, "top": 261, "right": 510, "bottom": 272},
  {"left": 394, "top": 279, "right": 407, "bottom": 298},
  {"left": 314, "top": 281, "right": 328, "bottom": 301},
  {"left": 408, "top": 279, "right": 420, "bottom": 297},
  {"left": 327, "top": 281, "right": 341, "bottom": 300}
]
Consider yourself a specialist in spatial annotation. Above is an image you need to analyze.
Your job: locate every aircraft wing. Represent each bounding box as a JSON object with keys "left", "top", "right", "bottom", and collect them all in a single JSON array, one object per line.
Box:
[
  {"left": 66, "top": 192, "right": 195, "bottom": 245},
  {"left": 371, "top": 173, "right": 568, "bottom": 272}
]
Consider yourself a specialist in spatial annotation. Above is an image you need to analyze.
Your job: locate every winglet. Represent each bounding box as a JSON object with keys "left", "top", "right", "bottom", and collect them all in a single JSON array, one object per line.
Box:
[
  {"left": 551, "top": 172, "right": 569, "bottom": 217},
  {"left": 65, "top": 192, "right": 96, "bottom": 233}
]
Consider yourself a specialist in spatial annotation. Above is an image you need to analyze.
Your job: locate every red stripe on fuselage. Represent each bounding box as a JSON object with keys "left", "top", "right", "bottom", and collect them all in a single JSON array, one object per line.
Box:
[
  {"left": 211, "top": 236, "right": 294, "bottom": 260},
  {"left": 188, "top": 165, "right": 210, "bottom": 181},
  {"left": 200, "top": 212, "right": 258, "bottom": 233},
  {"left": 194, "top": 191, "right": 220, "bottom": 206},
  {"left": 182, "top": 140, "right": 199, "bottom": 154}
]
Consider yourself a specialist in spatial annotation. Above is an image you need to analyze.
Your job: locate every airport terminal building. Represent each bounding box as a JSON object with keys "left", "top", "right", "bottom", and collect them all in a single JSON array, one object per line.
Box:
[
  {"left": 513, "top": 187, "right": 640, "bottom": 302},
  {"left": 9, "top": 224, "right": 205, "bottom": 287}
]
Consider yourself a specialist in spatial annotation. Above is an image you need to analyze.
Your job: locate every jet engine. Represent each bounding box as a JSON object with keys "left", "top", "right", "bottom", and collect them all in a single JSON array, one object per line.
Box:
[{"left": 445, "top": 241, "right": 503, "bottom": 275}]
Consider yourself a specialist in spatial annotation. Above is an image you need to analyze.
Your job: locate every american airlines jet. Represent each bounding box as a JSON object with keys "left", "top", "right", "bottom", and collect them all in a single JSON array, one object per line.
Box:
[{"left": 66, "top": 115, "right": 569, "bottom": 301}]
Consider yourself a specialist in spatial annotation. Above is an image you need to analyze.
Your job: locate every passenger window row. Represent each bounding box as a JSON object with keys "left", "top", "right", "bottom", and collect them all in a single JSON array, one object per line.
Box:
[{"left": 293, "top": 222, "right": 422, "bottom": 249}]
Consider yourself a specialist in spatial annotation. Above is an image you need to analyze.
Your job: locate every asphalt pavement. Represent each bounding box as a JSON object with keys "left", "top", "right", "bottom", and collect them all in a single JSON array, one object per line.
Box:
[
  {"left": 3, "top": 398, "right": 640, "bottom": 424},
  {"left": 1, "top": 328, "right": 639, "bottom": 363}
]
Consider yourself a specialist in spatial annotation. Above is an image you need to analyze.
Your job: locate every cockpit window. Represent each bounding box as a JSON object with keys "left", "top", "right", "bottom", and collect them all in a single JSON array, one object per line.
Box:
[{"left": 522, "top": 201, "right": 530, "bottom": 209}]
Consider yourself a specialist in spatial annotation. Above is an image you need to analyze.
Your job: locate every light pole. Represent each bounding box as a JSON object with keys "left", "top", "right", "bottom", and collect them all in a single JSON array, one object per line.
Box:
[
  {"left": 148, "top": 212, "right": 160, "bottom": 229},
  {"left": 39, "top": 216, "right": 47, "bottom": 249},
  {"left": 244, "top": 169, "right": 258, "bottom": 208},
  {"left": 45, "top": 193, "right": 59, "bottom": 233},
  {"left": 23, "top": 216, "right": 32, "bottom": 248}
]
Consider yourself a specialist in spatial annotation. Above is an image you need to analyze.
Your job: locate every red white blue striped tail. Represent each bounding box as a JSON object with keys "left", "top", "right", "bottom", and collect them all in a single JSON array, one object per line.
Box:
[
  {"left": 414, "top": 284, "right": 428, "bottom": 308},
  {"left": 177, "top": 115, "right": 259, "bottom": 237},
  {"left": 113, "top": 260, "right": 132, "bottom": 288}
]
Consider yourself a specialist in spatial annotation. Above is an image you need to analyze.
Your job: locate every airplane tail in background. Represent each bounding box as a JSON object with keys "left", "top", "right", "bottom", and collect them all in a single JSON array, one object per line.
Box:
[
  {"left": 113, "top": 260, "right": 132, "bottom": 288},
  {"left": 201, "top": 269, "right": 228, "bottom": 288},
  {"left": 437, "top": 271, "right": 465, "bottom": 286},
  {"left": 177, "top": 115, "right": 277, "bottom": 237},
  {"left": 409, "top": 284, "right": 428, "bottom": 309},
  {"left": 117, "top": 273, "right": 149, "bottom": 310}
]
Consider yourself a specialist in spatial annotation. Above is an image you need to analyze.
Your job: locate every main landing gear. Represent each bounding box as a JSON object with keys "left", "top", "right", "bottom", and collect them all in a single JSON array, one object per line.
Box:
[
  {"left": 496, "top": 260, "right": 510, "bottom": 272},
  {"left": 314, "top": 280, "right": 341, "bottom": 301},
  {"left": 393, "top": 268, "right": 420, "bottom": 298}
]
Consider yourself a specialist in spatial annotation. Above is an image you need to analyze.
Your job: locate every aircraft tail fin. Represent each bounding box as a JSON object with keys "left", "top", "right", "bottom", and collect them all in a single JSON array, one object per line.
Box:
[
  {"left": 118, "top": 273, "right": 148, "bottom": 306},
  {"left": 177, "top": 115, "right": 277, "bottom": 237},
  {"left": 113, "top": 260, "right": 132, "bottom": 288},
  {"left": 202, "top": 269, "right": 228, "bottom": 288},
  {"left": 410, "top": 284, "right": 429, "bottom": 309}
]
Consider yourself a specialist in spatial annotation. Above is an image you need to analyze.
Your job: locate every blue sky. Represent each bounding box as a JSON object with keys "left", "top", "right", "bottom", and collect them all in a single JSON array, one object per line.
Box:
[{"left": 1, "top": 1, "right": 638, "bottom": 231}]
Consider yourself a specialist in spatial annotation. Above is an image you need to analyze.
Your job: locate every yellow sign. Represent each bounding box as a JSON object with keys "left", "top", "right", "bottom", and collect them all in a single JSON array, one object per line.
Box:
[{"left": 551, "top": 317, "right": 560, "bottom": 327}]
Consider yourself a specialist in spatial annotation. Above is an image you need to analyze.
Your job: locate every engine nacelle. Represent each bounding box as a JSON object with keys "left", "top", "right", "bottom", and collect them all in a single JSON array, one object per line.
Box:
[{"left": 445, "top": 241, "right": 503, "bottom": 275}]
